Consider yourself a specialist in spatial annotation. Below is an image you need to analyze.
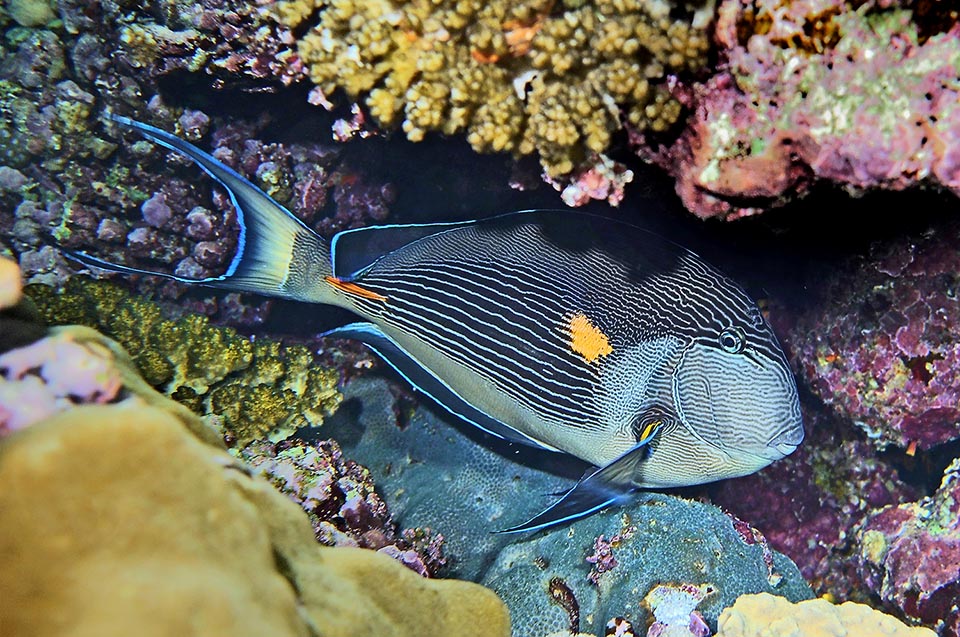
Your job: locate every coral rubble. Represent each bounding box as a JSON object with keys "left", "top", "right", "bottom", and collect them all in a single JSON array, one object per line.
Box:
[
  {"left": 279, "top": 0, "right": 712, "bottom": 182},
  {"left": 634, "top": 0, "right": 960, "bottom": 219},
  {"left": 716, "top": 593, "right": 937, "bottom": 636}
]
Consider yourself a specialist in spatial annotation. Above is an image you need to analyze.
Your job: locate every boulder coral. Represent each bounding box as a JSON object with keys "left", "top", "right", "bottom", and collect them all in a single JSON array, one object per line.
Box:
[
  {"left": 278, "top": 0, "right": 712, "bottom": 178},
  {"left": 0, "top": 400, "right": 510, "bottom": 637},
  {"left": 715, "top": 593, "right": 936, "bottom": 637}
]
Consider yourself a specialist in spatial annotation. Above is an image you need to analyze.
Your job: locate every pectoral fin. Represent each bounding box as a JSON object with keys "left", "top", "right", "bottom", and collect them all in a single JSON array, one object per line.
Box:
[
  {"left": 322, "top": 322, "right": 556, "bottom": 451},
  {"left": 496, "top": 426, "right": 662, "bottom": 533}
]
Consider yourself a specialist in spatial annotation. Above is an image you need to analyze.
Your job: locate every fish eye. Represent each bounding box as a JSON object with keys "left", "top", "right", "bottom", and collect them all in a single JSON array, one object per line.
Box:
[{"left": 719, "top": 327, "right": 745, "bottom": 353}]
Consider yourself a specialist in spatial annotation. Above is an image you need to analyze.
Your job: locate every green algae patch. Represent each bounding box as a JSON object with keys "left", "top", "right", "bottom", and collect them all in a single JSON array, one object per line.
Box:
[{"left": 24, "top": 278, "right": 342, "bottom": 446}]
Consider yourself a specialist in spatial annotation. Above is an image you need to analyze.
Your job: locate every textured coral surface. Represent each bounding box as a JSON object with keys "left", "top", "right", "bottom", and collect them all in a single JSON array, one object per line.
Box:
[
  {"left": 324, "top": 377, "right": 811, "bottom": 636},
  {"left": 716, "top": 593, "right": 937, "bottom": 637},
  {"left": 24, "top": 278, "right": 343, "bottom": 446},
  {"left": 789, "top": 222, "right": 960, "bottom": 451},
  {"left": 279, "top": 0, "right": 712, "bottom": 180},
  {"left": 0, "top": 402, "right": 510, "bottom": 637},
  {"left": 635, "top": 0, "right": 960, "bottom": 219},
  {"left": 857, "top": 458, "right": 960, "bottom": 635}
]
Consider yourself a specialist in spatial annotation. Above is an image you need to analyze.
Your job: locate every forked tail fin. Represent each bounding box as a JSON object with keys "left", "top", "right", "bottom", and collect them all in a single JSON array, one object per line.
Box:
[{"left": 67, "top": 114, "right": 337, "bottom": 304}]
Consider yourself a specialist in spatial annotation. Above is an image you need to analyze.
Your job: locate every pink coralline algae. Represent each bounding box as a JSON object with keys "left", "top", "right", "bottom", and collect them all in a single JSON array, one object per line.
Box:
[
  {"left": 856, "top": 457, "right": 960, "bottom": 636},
  {"left": 708, "top": 401, "right": 920, "bottom": 603},
  {"left": 633, "top": 0, "right": 960, "bottom": 219},
  {"left": 0, "top": 330, "right": 123, "bottom": 434},
  {"left": 586, "top": 533, "right": 621, "bottom": 585},
  {"left": 240, "top": 438, "right": 446, "bottom": 577},
  {"left": 789, "top": 222, "right": 960, "bottom": 451}
]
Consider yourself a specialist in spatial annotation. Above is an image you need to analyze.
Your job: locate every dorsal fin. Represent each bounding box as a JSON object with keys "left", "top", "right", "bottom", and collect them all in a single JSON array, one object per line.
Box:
[{"left": 330, "top": 220, "right": 475, "bottom": 280}]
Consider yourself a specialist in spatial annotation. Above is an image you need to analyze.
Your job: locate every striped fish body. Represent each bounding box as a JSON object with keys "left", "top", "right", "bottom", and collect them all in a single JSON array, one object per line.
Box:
[
  {"left": 334, "top": 213, "right": 800, "bottom": 488},
  {"left": 69, "top": 116, "right": 804, "bottom": 531}
]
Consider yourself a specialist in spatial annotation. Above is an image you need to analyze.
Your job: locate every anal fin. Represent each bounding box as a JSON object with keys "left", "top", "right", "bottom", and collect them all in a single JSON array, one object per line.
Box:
[{"left": 322, "top": 322, "right": 555, "bottom": 451}]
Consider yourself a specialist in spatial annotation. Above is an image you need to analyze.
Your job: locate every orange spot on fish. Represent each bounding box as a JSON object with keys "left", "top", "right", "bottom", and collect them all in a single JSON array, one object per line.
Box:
[
  {"left": 564, "top": 312, "right": 613, "bottom": 363},
  {"left": 324, "top": 276, "right": 388, "bottom": 302},
  {"left": 906, "top": 440, "right": 918, "bottom": 456}
]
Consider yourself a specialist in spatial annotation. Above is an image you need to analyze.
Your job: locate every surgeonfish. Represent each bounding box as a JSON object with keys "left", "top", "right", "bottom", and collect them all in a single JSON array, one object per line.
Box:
[{"left": 67, "top": 115, "right": 804, "bottom": 532}]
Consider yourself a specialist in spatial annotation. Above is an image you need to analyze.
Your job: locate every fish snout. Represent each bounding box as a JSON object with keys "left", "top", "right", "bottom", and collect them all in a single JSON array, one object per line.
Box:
[
  {"left": 674, "top": 341, "right": 803, "bottom": 464},
  {"left": 767, "top": 423, "right": 804, "bottom": 457}
]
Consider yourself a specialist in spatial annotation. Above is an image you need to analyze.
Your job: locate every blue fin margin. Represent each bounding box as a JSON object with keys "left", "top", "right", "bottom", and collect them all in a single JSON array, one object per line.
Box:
[
  {"left": 495, "top": 437, "right": 658, "bottom": 534},
  {"left": 322, "top": 322, "right": 557, "bottom": 451}
]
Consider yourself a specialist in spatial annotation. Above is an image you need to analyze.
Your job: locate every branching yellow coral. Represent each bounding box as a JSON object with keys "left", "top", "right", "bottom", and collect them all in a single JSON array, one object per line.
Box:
[{"left": 279, "top": 0, "right": 712, "bottom": 177}]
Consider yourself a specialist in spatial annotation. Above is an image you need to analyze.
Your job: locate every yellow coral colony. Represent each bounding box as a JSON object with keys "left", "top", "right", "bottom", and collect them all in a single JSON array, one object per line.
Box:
[
  {"left": 715, "top": 593, "right": 937, "bottom": 637},
  {"left": 278, "top": 0, "right": 712, "bottom": 177}
]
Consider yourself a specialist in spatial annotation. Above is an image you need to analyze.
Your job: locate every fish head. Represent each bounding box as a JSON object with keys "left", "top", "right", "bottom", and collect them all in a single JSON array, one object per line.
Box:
[{"left": 670, "top": 311, "right": 803, "bottom": 475}]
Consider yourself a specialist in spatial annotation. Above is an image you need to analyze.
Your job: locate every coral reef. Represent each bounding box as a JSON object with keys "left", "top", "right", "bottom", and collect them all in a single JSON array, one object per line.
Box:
[
  {"left": 0, "top": 261, "right": 449, "bottom": 576},
  {"left": 242, "top": 438, "right": 447, "bottom": 576},
  {"left": 111, "top": 0, "right": 305, "bottom": 89},
  {"left": 278, "top": 0, "right": 712, "bottom": 182},
  {"left": 0, "top": 8, "right": 393, "bottom": 310},
  {"left": 788, "top": 222, "right": 960, "bottom": 451},
  {"left": 707, "top": 400, "right": 920, "bottom": 602},
  {"left": 0, "top": 327, "right": 122, "bottom": 433},
  {"left": 715, "top": 593, "right": 937, "bottom": 637},
  {"left": 633, "top": 0, "right": 960, "bottom": 219},
  {"left": 0, "top": 401, "right": 510, "bottom": 637},
  {"left": 481, "top": 493, "right": 810, "bottom": 636},
  {"left": 856, "top": 457, "right": 960, "bottom": 635},
  {"left": 24, "top": 278, "right": 342, "bottom": 446},
  {"left": 322, "top": 377, "right": 811, "bottom": 636}
]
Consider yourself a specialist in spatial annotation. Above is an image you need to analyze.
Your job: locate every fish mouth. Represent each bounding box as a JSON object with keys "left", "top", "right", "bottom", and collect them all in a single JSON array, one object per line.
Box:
[
  {"left": 765, "top": 426, "right": 804, "bottom": 458},
  {"left": 770, "top": 441, "right": 800, "bottom": 456}
]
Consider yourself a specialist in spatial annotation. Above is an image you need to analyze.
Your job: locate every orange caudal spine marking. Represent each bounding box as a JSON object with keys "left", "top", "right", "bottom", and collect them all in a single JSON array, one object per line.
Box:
[
  {"left": 324, "top": 276, "right": 388, "bottom": 302},
  {"left": 564, "top": 312, "right": 613, "bottom": 363}
]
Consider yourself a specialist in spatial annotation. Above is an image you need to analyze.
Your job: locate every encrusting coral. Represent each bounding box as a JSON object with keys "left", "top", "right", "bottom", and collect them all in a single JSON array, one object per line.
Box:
[
  {"left": 23, "top": 277, "right": 341, "bottom": 446},
  {"left": 714, "top": 593, "right": 936, "bottom": 636},
  {"left": 278, "top": 0, "right": 712, "bottom": 178},
  {"left": 636, "top": 0, "right": 960, "bottom": 219},
  {"left": 856, "top": 457, "right": 960, "bottom": 634}
]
